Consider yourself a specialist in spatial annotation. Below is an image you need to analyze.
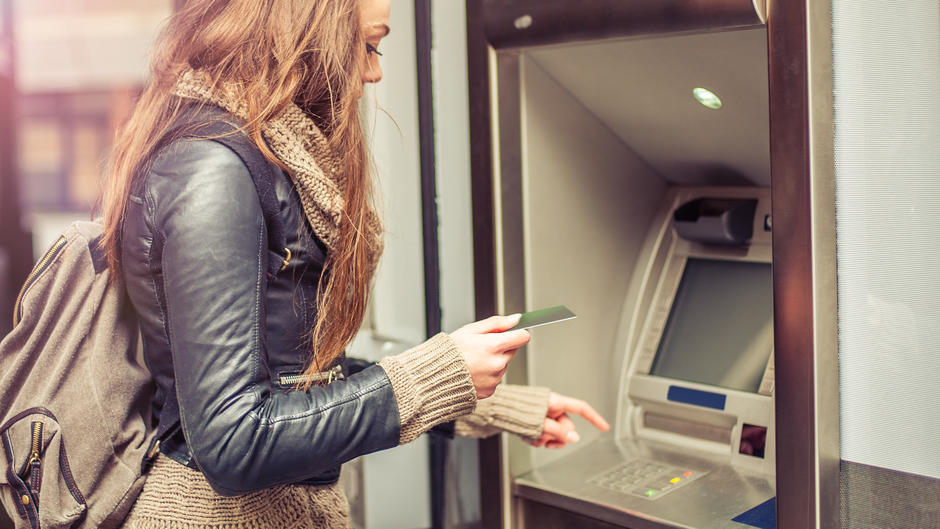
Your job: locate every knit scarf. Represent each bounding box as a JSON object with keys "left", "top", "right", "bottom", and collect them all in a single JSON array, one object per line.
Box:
[{"left": 173, "top": 70, "right": 383, "bottom": 273}]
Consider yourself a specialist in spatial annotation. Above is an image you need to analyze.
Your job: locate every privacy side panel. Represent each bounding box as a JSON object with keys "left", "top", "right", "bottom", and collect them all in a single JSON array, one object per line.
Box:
[{"left": 519, "top": 56, "right": 666, "bottom": 471}]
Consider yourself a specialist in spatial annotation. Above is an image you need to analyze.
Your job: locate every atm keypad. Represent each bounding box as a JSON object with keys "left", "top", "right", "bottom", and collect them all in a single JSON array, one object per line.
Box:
[{"left": 588, "top": 460, "right": 705, "bottom": 500}]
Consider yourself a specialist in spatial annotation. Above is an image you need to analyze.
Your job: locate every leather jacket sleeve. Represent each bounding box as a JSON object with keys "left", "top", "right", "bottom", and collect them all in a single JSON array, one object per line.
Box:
[{"left": 143, "top": 140, "right": 400, "bottom": 495}]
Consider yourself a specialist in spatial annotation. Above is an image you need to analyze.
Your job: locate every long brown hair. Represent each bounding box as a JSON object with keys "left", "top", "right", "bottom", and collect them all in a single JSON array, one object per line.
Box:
[{"left": 100, "top": 0, "right": 378, "bottom": 387}]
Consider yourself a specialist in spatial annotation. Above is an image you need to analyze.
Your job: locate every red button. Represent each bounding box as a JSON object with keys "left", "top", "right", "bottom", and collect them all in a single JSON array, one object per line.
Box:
[{"left": 683, "top": 471, "right": 693, "bottom": 478}]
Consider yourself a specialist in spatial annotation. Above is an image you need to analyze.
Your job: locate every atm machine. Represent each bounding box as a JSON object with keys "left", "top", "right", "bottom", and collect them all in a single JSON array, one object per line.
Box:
[
  {"left": 466, "top": 1, "right": 781, "bottom": 527},
  {"left": 512, "top": 188, "right": 776, "bottom": 529}
]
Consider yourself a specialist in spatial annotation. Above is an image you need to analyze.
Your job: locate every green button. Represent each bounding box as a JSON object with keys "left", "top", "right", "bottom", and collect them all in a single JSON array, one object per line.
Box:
[{"left": 645, "top": 489, "right": 657, "bottom": 497}]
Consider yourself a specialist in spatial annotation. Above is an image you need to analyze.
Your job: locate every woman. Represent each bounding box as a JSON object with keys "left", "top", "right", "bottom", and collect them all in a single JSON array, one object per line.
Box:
[{"left": 102, "top": 0, "right": 609, "bottom": 527}]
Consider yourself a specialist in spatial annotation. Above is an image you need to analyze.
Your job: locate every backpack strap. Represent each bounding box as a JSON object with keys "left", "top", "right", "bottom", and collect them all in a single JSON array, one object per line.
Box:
[
  {"left": 195, "top": 116, "right": 290, "bottom": 280},
  {"left": 143, "top": 401, "right": 181, "bottom": 474}
]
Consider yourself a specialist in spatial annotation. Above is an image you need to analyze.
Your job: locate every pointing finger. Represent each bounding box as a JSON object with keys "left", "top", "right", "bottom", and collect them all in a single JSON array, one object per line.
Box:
[
  {"left": 574, "top": 401, "right": 610, "bottom": 432},
  {"left": 558, "top": 396, "right": 610, "bottom": 432}
]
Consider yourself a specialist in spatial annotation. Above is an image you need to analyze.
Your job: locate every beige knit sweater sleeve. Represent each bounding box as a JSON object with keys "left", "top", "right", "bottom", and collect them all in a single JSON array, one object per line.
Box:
[
  {"left": 377, "top": 333, "right": 551, "bottom": 444},
  {"left": 454, "top": 384, "right": 550, "bottom": 440},
  {"left": 378, "top": 333, "right": 478, "bottom": 444}
]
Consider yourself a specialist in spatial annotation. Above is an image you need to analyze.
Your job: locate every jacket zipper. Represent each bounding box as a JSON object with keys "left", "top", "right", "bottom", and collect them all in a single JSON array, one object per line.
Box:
[
  {"left": 279, "top": 365, "right": 344, "bottom": 386},
  {"left": 21, "top": 421, "right": 42, "bottom": 479},
  {"left": 13, "top": 236, "right": 67, "bottom": 327},
  {"left": 279, "top": 247, "right": 292, "bottom": 272}
]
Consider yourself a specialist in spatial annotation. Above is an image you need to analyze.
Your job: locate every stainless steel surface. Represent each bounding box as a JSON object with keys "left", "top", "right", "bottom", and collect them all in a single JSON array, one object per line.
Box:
[
  {"left": 467, "top": 2, "right": 503, "bottom": 526},
  {"left": 768, "top": 0, "right": 839, "bottom": 527},
  {"left": 493, "top": 50, "right": 528, "bottom": 386},
  {"left": 490, "top": 50, "right": 527, "bottom": 529},
  {"left": 467, "top": 0, "right": 497, "bottom": 325},
  {"left": 480, "top": 0, "right": 765, "bottom": 49},
  {"left": 513, "top": 437, "right": 774, "bottom": 529},
  {"left": 525, "top": 28, "right": 771, "bottom": 187},
  {"left": 840, "top": 460, "right": 940, "bottom": 528},
  {"left": 805, "top": 0, "right": 840, "bottom": 526},
  {"left": 467, "top": 2, "right": 505, "bottom": 525}
]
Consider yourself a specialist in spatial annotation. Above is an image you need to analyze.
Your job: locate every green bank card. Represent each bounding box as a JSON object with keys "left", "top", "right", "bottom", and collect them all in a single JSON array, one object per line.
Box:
[{"left": 509, "top": 305, "right": 576, "bottom": 331}]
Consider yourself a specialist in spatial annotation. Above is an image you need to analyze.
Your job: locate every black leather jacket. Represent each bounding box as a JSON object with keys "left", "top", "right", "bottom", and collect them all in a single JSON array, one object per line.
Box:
[{"left": 121, "top": 137, "right": 400, "bottom": 495}]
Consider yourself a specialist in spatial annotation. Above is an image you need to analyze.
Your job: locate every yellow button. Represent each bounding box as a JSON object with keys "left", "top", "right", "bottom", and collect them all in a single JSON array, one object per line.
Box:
[
  {"left": 670, "top": 477, "right": 681, "bottom": 484},
  {"left": 21, "top": 495, "right": 30, "bottom": 505}
]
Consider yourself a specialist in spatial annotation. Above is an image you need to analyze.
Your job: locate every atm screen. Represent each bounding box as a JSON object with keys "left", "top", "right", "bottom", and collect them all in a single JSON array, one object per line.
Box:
[{"left": 650, "top": 258, "right": 773, "bottom": 393}]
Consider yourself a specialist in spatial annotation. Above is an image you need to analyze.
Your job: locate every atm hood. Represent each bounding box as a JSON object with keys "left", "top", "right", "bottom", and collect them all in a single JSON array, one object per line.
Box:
[{"left": 524, "top": 28, "right": 770, "bottom": 187}]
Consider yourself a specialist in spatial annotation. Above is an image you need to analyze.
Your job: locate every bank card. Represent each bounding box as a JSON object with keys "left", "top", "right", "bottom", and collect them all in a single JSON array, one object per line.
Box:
[{"left": 509, "top": 305, "right": 576, "bottom": 331}]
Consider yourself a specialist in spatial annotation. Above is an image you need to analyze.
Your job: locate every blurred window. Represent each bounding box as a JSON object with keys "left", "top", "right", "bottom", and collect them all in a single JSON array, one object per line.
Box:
[
  {"left": 15, "top": 0, "right": 172, "bottom": 93},
  {"left": 12, "top": 0, "right": 172, "bottom": 253}
]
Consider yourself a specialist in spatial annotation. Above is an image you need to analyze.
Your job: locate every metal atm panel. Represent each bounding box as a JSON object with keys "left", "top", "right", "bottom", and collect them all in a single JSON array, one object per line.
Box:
[{"left": 511, "top": 187, "right": 776, "bottom": 528}]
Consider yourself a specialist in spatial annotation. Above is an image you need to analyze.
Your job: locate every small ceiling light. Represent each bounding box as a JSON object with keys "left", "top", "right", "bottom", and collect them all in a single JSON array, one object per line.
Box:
[
  {"left": 514, "top": 14, "right": 533, "bottom": 30},
  {"left": 693, "top": 87, "right": 722, "bottom": 110}
]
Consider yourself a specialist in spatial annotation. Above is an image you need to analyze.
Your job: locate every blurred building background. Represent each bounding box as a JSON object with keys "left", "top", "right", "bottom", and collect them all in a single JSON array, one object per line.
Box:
[
  {"left": 0, "top": 0, "right": 173, "bottom": 337},
  {"left": 0, "top": 1, "right": 480, "bottom": 528},
  {"left": 1, "top": 3, "right": 176, "bottom": 527}
]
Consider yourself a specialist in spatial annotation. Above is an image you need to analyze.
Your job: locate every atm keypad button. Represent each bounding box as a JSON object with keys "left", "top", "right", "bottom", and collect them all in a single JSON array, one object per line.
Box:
[{"left": 589, "top": 460, "right": 707, "bottom": 500}]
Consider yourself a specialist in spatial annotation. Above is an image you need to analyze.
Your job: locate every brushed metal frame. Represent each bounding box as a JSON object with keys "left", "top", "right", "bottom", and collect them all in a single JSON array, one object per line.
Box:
[
  {"left": 478, "top": 0, "right": 765, "bottom": 49},
  {"left": 492, "top": 52, "right": 526, "bottom": 323},
  {"left": 465, "top": 0, "right": 843, "bottom": 528},
  {"left": 768, "top": 0, "right": 840, "bottom": 527},
  {"left": 466, "top": 2, "right": 503, "bottom": 526},
  {"left": 805, "top": 2, "right": 841, "bottom": 524}
]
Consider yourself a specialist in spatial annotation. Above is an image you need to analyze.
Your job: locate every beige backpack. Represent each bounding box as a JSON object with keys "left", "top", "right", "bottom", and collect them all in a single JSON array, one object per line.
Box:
[
  {"left": 0, "top": 221, "right": 154, "bottom": 529},
  {"left": 0, "top": 112, "right": 286, "bottom": 528}
]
